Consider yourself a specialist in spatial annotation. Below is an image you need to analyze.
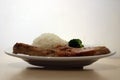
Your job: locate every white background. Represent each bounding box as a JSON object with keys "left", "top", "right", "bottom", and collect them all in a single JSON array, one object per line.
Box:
[{"left": 0, "top": 0, "right": 120, "bottom": 57}]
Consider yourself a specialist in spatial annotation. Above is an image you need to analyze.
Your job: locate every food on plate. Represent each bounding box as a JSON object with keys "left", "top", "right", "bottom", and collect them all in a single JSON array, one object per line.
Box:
[
  {"left": 13, "top": 33, "right": 110, "bottom": 57},
  {"left": 13, "top": 43, "right": 110, "bottom": 57}
]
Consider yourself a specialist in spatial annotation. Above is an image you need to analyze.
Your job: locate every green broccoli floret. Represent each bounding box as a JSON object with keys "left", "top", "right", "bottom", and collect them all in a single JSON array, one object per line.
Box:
[{"left": 68, "top": 39, "right": 84, "bottom": 48}]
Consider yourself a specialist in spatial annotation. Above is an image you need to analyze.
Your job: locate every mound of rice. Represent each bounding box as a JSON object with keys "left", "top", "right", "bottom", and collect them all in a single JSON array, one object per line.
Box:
[{"left": 32, "top": 33, "right": 67, "bottom": 49}]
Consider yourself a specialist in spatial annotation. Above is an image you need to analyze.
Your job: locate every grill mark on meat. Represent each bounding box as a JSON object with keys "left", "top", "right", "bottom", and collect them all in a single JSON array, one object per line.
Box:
[{"left": 13, "top": 43, "right": 110, "bottom": 57}]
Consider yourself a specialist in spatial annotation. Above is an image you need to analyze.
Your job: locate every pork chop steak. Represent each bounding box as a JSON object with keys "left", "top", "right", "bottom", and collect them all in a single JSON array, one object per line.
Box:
[{"left": 13, "top": 43, "right": 110, "bottom": 57}]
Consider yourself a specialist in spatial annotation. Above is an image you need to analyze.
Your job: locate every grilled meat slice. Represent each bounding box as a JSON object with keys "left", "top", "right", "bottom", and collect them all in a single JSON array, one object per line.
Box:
[
  {"left": 13, "top": 43, "right": 56, "bottom": 56},
  {"left": 13, "top": 43, "right": 110, "bottom": 57}
]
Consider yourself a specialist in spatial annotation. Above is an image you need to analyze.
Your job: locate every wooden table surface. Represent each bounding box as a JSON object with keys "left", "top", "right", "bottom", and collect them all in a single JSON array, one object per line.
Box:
[{"left": 0, "top": 50, "right": 120, "bottom": 80}]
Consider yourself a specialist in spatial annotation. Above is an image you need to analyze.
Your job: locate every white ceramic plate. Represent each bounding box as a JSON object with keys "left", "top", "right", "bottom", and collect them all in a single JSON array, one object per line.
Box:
[{"left": 4, "top": 48, "right": 116, "bottom": 68}]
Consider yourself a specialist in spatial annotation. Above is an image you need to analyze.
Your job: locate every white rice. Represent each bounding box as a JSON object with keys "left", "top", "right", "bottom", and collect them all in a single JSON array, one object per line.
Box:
[{"left": 32, "top": 33, "right": 67, "bottom": 49}]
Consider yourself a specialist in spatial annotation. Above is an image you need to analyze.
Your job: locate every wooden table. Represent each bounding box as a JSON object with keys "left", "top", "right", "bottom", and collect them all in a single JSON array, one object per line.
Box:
[{"left": 0, "top": 50, "right": 120, "bottom": 80}]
